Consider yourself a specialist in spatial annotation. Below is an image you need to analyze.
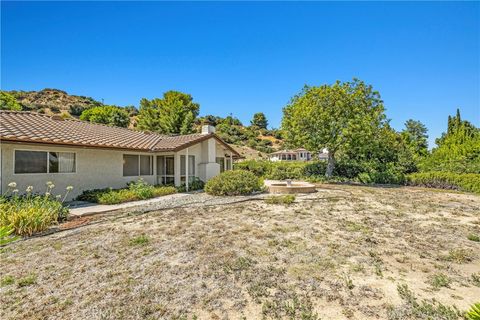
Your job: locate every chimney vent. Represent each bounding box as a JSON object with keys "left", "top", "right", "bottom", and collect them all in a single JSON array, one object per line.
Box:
[{"left": 201, "top": 124, "right": 215, "bottom": 134}]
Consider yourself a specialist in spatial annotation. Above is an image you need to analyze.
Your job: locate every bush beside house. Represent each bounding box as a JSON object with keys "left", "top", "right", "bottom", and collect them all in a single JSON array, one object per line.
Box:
[
  {"left": 77, "top": 180, "right": 177, "bottom": 205},
  {"left": 205, "top": 170, "right": 263, "bottom": 196}
]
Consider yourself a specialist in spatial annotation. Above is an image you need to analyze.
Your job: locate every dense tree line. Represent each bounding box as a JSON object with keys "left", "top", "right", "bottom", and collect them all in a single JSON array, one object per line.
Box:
[{"left": 282, "top": 78, "right": 478, "bottom": 181}]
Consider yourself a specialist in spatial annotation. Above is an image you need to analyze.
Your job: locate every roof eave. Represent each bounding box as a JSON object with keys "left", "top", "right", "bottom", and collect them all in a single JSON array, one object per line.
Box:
[{"left": 0, "top": 137, "right": 155, "bottom": 152}]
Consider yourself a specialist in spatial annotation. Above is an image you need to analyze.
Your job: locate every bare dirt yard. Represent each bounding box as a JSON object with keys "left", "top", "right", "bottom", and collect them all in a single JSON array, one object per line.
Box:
[{"left": 1, "top": 185, "right": 479, "bottom": 320}]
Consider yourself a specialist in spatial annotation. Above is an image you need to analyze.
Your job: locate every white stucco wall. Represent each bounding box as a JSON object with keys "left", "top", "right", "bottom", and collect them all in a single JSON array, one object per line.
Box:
[{"left": 0, "top": 143, "right": 156, "bottom": 201}]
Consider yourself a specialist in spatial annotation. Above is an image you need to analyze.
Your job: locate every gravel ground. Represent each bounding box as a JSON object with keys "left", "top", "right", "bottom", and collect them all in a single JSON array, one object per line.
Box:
[{"left": 1, "top": 184, "right": 479, "bottom": 320}]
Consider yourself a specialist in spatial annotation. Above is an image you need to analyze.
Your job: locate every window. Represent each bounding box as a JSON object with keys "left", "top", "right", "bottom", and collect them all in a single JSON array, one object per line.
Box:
[
  {"left": 180, "top": 155, "right": 196, "bottom": 183},
  {"left": 216, "top": 157, "right": 225, "bottom": 172},
  {"left": 157, "top": 156, "right": 175, "bottom": 185},
  {"left": 49, "top": 152, "right": 76, "bottom": 173},
  {"left": 15, "top": 151, "right": 47, "bottom": 174},
  {"left": 123, "top": 155, "right": 139, "bottom": 176},
  {"left": 123, "top": 155, "right": 153, "bottom": 176},
  {"left": 226, "top": 158, "right": 232, "bottom": 170},
  {"left": 140, "top": 155, "right": 153, "bottom": 175},
  {"left": 15, "top": 150, "right": 75, "bottom": 174}
]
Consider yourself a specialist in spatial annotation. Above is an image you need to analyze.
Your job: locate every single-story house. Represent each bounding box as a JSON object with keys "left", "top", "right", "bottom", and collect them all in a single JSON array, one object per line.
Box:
[
  {"left": 0, "top": 111, "right": 240, "bottom": 200},
  {"left": 268, "top": 148, "right": 312, "bottom": 161}
]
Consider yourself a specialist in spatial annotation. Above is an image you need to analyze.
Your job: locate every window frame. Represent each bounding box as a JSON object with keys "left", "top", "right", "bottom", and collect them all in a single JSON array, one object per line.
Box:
[
  {"left": 156, "top": 155, "right": 175, "bottom": 185},
  {"left": 225, "top": 157, "right": 232, "bottom": 170},
  {"left": 180, "top": 155, "right": 196, "bottom": 183},
  {"left": 216, "top": 156, "right": 225, "bottom": 173},
  {"left": 123, "top": 154, "right": 154, "bottom": 177},
  {"left": 13, "top": 149, "right": 77, "bottom": 175}
]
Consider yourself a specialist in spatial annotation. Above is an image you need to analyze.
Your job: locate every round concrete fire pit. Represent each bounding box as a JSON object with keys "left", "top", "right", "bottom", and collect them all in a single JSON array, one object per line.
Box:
[{"left": 267, "top": 180, "right": 316, "bottom": 194}]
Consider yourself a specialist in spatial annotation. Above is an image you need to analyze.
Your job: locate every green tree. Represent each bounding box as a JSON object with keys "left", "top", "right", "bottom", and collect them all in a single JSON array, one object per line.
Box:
[
  {"left": 136, "top": 91, "right": 200, "bottom": 134},
  {"left": 282, "top": 79, "right": 386, "bottom": 177},
  {"left": 421, "top": 109, "right": 480, "bottom": 173},
  {"left": 0, "top": 91, "right": 22, "bottom": 111},
  {"left": 80, "top": 106, "right": 130, "bottom": 127},
  {"left": 401, "top": 119, "right": 429, "bottom": 158},
  {"left": 339, "top": 123, "right": 416, "bottom": 182},
  {"left": 251, "top": 112, "right": 268, "bottom": 129}
]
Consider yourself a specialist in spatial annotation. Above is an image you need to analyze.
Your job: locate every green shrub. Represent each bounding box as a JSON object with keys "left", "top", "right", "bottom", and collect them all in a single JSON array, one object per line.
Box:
[
  {"left": 235, "top": 160, "right": 328, "bottom": 180},
  {"left": 97, "top": 189, "right": 136, "bottom": 204},
  {"left": 80, "top": 105, "right": 130, "bottom": 128},
  {"left": 303, "top": 161, "right": 327, "bottom": 176},
  {"left": 235, "top": 159, "right": 407, "bottom": 184},
  {"left": 176, "top": 177, "right": 205, "bottom": 192},
  {"left": 429, "top": 273, "right": 451, "bottom": 289},
  {"left": 79, "top": 180, "right": 177, "bottom": 205},
  {"left": 467, "top": 234, "right": 480, "bottom": 242},
  {"left": 49, "top": 105, "right": 61, "bottom": 113},
  {"left": 267, "top": 162, "right": 305, "bottom": 180},
  {"left": 152, "top": 186, "right": 177, "bottom": 197},
  {"left": 129, "top": 234, "right": 150, "bottom": 246},
  {"left": 406, "top": 172, "right": 480, "bottom": 194},
  {"left": 235, "top": 160, "right": 272, "bottom": 177},
  {"left": 127, "top": 179, "right": 155, "bottom": 199},
  {"left": 76, "top": 188, "right": 112, "bottom": 202},
  {"left": 0, "top": 182, "right": 71, "bottom": 236},
  {"left": 17, "top": 274, "right": 36, "bottom": 287},
  {"left": 265, "top": 195, "right": 295, "bottom": 205},
  {"left": 205, "top": 170, "right": 263, "bottom": 196},
  {"left": 1, "top": 275, "right": 15, "bottom": 287},
  {"left": 69, "top": 104, "right": 89, "bottom": 116}
]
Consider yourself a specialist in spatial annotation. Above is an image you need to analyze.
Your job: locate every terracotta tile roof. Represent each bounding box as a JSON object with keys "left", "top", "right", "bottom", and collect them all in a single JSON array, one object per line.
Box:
[
  {"left": 153, "top": 133, "right": 207, "bottom": 150},
  {"left": 0, "top": 111, "right": 240, "bottom": 156}
]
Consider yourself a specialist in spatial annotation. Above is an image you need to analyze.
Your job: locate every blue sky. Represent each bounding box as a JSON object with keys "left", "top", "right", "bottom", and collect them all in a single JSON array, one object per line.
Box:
[{"left": 1, "top": 1, "right": 479, "bottom": 147}]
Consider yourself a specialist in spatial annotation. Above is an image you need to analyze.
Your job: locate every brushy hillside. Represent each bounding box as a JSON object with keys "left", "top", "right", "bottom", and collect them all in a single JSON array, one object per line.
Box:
[{"left": 4, "top": 88, "right": 103, "bottom": 115}]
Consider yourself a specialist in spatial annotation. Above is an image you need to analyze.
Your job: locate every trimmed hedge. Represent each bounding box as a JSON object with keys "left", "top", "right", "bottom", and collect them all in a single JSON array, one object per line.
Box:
[
  {"left": 406, "top": 172, "right": 480, "bottom": 194},
  {"left": 205, "top": 170, "right": 263, "bottom": 196}
]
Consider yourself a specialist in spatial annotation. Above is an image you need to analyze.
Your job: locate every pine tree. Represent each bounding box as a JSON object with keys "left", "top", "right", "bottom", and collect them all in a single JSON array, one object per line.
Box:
[{"left": 136, "top": 91, "right": 199, "bottom": 134}]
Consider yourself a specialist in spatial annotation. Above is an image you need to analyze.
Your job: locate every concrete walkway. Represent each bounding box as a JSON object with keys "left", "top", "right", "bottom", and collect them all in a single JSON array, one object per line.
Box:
[
  {"left": 68, "top": 193, "right": 192, "bottom": 218},
  {"left": 68, "top": 191, "right": 269, "bottom": 218}
]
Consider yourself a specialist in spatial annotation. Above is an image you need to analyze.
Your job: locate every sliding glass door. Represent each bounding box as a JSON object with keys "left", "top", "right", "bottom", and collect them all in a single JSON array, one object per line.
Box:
[
  {"left": 180, "top": 155, "right": 196, "bottom": 183},
  {"left": 157, "top": 156, "right": 175, "bottom": 185}
]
